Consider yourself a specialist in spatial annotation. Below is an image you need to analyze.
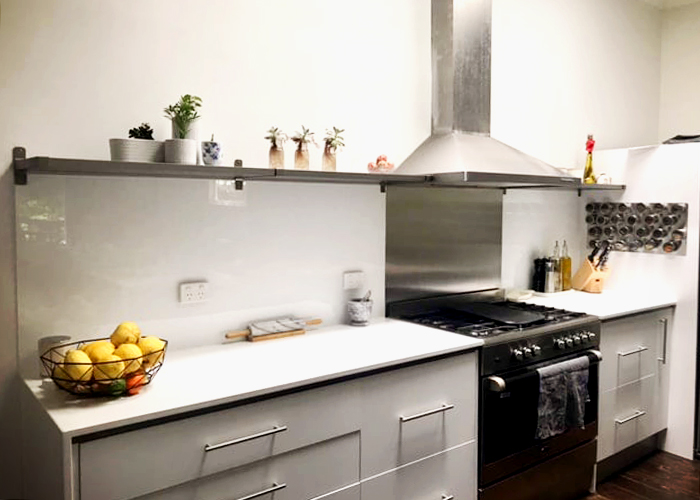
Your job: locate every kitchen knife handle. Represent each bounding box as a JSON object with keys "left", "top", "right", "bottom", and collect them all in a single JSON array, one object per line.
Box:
[{"left": 658, "top": 318, "right": 668, "bottom": 364}]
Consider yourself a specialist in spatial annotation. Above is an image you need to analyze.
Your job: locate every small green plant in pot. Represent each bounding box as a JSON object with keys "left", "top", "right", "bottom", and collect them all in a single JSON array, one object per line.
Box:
[
  {"left": 291, "top": 126, "right": 316, "bottom": 170},
  {"left": 109, "top": 122, "right": 164, "bottom": 163},
  {"left": 265, "top": 127, "right": 288, "bottom": 169},
  {"left": 322, "top": 127, "right": 345, "bottom": 172},
  {"left": 163, "top": 95, "right": 202, "bottom": 164}
]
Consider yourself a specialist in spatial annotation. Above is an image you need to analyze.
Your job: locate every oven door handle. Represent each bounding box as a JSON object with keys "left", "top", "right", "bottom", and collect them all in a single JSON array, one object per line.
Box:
[
  {"left": 487, "top": 376, "right": 507, "bottom": 393},
  {"left": 487, "top": 350, "right": 602, "bottom": 393}
]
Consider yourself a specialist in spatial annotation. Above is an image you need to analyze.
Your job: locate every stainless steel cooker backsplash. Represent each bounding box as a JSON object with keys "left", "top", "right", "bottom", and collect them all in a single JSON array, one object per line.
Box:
[{"left": 385, "top": 186, "right": 502, "bottom": 304}]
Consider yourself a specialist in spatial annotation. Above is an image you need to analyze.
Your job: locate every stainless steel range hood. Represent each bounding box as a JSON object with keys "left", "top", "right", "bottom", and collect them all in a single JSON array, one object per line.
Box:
[{"left": 395, "top": 0, "right": 579, "bottom": 188}]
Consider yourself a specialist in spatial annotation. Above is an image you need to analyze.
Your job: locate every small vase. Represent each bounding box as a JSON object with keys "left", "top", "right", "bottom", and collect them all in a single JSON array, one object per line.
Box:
[
  {"left": 269, "top": 145, "right": 285, "bottom": 169},
  {"left": 294, "top": 144, "right": 309, "bottom": 170},
  {"left": 164, "top": 139, "right": 197, "bottom": 164},
  {"left": 322, "top": 145, "right": 337, "bottom": 172}
]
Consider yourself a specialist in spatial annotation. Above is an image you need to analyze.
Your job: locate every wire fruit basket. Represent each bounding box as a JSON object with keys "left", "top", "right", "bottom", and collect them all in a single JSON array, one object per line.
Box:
[{"left": 40, "top": 337, "right": 167, "bottom": 397}]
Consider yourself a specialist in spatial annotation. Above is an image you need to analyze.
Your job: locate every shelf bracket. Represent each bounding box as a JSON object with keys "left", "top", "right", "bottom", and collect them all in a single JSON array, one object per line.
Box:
[
  {"left": 13, "top": 147, "right": 27, "bottom": 185},
  {"left": 578, "top": 188, "right": 582, "bottom": 197},
  {"left": 380, "top": 182, "right": 387, "bottom": 193},
  {"left": 234, "top": 178, "right": 245, "bottom": 191}
]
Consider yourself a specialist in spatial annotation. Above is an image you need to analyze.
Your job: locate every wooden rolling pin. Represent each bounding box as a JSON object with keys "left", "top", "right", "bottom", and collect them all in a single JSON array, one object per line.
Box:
[{"left": 225, "top": 317, "right": 323, "bottom": 342}]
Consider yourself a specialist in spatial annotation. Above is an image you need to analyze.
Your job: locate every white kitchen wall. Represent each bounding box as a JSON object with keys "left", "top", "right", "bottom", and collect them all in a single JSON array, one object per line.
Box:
[
  {"left": 586, "top": 144, "right": 700, "bottom": 459},
  {"left": 16, "top": 177, "right": 386, "bottom": 377},
  {"left": 492, "top": 0, "right": 663, "bottom": 170},
  {"left": 501, "top": 189, "right": 586, "bottom": 291},
  {"left": 659, "top": 2, "right": 700, "bottom": 141}
]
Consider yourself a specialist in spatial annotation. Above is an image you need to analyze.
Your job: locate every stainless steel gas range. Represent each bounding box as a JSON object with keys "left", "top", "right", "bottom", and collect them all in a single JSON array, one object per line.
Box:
[{"left": 389, "top": 297, "right": 602, "bottom": 500}]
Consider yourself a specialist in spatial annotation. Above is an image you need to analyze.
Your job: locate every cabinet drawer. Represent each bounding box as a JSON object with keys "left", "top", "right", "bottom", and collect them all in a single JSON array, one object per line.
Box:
[
  {"left": 598, "top": 376, "right": 657, "bottom": 461},
  {"left": 134, "top": 432, "right": 360, "bottom": 500},
  {"left": 80, "top": 383, "right": 361, "bottom": 500},
  {"left": 599, "top": 308, "right": 671, "bottom": 392},
  {"left": 360, "top": 353, "right": 477, "bottom": 479},
  {"left": 361, "top": 441, "right": 476, "bottom": 500}
]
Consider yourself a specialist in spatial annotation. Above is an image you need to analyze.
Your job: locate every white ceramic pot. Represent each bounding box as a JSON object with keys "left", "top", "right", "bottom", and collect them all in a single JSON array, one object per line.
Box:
[
  {"left": 164, "top": 139, "right": 198, "bottom": 164},
  {"left": 109, "top": 139, "right": 165, "bottom": 163},
  {"left": 171, "top": 118, "right": 202, "bottom": 165}
]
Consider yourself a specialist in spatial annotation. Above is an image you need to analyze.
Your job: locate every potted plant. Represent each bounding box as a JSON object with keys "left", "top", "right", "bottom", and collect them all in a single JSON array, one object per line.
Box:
[
  {"left": 265, "top": 127, "right": 288, "bottom": 169},
  {"left": 109, "top": 123, "right": 164, "bottom": 163},
  {"left": 322, "top": 127, "right": 345, "bottom": 172},
  {"left": 291, "top": 126, "right": 315, "bottom": 170},
  {"left": 163, "top": 94, "right": 202, "bottom": 164}
]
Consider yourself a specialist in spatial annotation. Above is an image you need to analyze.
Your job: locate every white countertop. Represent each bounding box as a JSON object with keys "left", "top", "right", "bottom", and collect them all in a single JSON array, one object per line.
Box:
[
  {"left": 24, "top": 318, "right": 482, "bottom": 438},
  {"left": 523, "top": 290, "right": 676, "bottom": 320}
]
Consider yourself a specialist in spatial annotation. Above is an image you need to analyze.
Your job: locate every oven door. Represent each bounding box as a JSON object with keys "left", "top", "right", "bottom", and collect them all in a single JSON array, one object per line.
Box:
[{"left": 480, "top": 350, "right": 600, "bottom": 487}]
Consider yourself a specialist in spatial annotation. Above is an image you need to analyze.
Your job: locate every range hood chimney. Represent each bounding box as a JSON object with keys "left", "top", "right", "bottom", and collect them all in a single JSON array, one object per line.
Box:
[{"left": 395, "top": 0, "right": 579, "bottom": 187}]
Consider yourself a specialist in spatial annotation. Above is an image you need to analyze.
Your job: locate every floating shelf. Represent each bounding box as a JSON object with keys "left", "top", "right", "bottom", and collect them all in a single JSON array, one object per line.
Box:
[{"left": 11, "top": 147, "right": 626, "bottom": 193}]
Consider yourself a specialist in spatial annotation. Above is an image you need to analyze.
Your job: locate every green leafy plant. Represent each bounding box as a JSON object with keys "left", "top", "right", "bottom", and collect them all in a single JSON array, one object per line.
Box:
[
  {"left": 291, "top": 125, "right": 315, "bottom": 150},
  {"left": 324, "top": 127, "right": 345, "bottom": 151},
  {"left": 164, "top": 94, "right": 202, "bottom": 139},
  {"left": 128, "top": 123, "right": 155, "bottom": 140},
  {"left": 265, "top": 127, "right": 288, "bottom": 148}
]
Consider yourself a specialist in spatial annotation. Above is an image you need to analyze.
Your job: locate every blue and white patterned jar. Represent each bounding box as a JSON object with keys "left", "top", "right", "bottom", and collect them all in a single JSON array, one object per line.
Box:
[{"left": 202, "top": 141, "right": 223, "bottom": 166}]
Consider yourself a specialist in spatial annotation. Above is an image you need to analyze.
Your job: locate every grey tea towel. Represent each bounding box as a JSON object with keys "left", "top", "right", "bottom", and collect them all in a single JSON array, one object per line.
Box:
[{"left": 535, "top": 355, "right": 590, "bottom": 440}]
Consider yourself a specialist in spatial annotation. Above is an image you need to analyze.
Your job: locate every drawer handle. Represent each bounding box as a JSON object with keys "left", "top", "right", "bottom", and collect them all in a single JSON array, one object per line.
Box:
[
  {"left": 204, "top": 425, "right": 288, "bottom": 452},
  {"left": 615, "top": 410, "right": 646, "bottom": 425},
  {"left": 658, "top": 318, "right": 668, "bottom": 364},
  {"left": 617, "top": 346, "right": 649, "bottom": 357},
  {"left": 400, "top": 404, "right": 455, "bottom": 423},
  {"left": 235, "top": 482, "right": 287, "bottom": 500},
  {"left": 442, "top": 495, "right": 455, "bottom": 500}
]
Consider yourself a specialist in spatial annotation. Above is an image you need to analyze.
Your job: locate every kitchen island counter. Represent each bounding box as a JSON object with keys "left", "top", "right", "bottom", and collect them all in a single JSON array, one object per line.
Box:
[
  {"left": 23, "top": 318, "right": 482, "bottom": 438},
  {"left": 523, "top": 289, "right": 676, "bottom": 320}
]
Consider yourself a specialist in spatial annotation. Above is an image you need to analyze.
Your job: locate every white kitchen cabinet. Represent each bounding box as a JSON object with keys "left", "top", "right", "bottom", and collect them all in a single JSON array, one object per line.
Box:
[
  {"left": 130, "top": 432, "right": 360, "bottom": 500},
  {"left": 597, "top": 307, "right": 672, "bottom": 461},
  {"left": 66, "top": 351, "right": 479, "bottom": 500},
  {"left": 80, "top": 382, "right": 362, "bottom": 500},
  {"left": 360, "top": 353, "right": 477, "bottom": 479},
  {"left": 361, "top": 442, "right": 476, "bottom": 500}
]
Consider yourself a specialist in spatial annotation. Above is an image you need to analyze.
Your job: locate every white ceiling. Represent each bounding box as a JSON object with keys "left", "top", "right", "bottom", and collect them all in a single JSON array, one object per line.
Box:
[{"left": 638, "top": 0, "right": 700, "bottom": 9}]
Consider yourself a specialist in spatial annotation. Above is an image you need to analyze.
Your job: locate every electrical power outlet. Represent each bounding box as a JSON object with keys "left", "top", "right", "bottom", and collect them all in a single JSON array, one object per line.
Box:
[
  {"left": 179, "top": 281, "right": 209, "bottom": 304},
  {"left": 343, "top": 271, "right": 365, "bottom": 290}
]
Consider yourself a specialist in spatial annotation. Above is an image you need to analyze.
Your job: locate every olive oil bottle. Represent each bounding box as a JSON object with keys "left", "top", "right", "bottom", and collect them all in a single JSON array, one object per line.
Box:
[{"left": 560, "top": 240, "right": 572, "bottom": 291}]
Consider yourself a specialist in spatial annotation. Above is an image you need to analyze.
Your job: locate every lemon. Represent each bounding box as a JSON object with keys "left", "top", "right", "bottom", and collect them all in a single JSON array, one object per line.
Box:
[
  {"left": 93, "top": 354, "right": 126, "bottom": 381},
  {"left": 137, "top": 336, "right": 166, "bottom": 367},
  {"left": 63, "top": 350, "right": 93, "bottom": 381},
  {"left": 82, "top": 341, "right": 116, "bottom": 362},
  {"left": 52, "top": 364, "right": 73, "bottom": 389},
  {"left": 114, "top": 343, "right": 143, "bottom": 374},
  {"left": 110, "top": 322, "right": 141, "bottom": 347}
]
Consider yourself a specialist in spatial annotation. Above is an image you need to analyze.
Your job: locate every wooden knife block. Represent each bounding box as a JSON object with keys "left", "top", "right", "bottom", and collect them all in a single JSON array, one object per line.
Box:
[{"left": 572, "top": 259, "right": 610, "bottom": 294}]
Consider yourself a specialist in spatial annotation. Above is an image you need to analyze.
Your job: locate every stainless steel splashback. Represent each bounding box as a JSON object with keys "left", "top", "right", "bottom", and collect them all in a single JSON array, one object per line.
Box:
[{"left": 386, "top": 186, "right": 502, "bottom": 304}]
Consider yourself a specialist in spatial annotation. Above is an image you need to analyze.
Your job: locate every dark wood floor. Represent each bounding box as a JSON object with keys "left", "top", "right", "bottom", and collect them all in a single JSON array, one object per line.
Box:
[{"left": 583, "top": 451, "right": 700, "bottom": 500}]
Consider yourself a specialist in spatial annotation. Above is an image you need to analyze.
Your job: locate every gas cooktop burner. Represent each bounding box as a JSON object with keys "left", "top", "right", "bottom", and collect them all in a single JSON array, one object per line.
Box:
[{"left": 405, "top": 301, "right": 587, "bottom": 338}]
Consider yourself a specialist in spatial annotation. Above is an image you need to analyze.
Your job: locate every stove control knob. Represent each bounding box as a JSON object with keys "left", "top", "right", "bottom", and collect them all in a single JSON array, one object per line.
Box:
[
  {"left": 565, "top": 337, "right": 574, "bottom": 348},
  {"left": 573, "top": 335, "right": 582, "bottom": 345},
  {"left": 579, "top": 332, "right": 589, "bottom": 342},
  {"left": 587, "top": 332, "right": 597, "bottom": 341},
  {"left": 532, "top": 345, "right": 542, "bottom": 356},
  {"left": 554, "top": 339, "right": 565, "bottom": 350},
  {"left": 512, "top": 349, "right": 524, "bottom": 361},
  {"left": 523, "top": 347, "right": 533, "bottom": 358}
]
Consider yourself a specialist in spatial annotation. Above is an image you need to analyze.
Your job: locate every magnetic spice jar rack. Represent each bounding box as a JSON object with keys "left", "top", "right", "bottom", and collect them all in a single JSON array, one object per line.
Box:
[{"left": 585, "top": 201, "right": 688, "bottom": 254}]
